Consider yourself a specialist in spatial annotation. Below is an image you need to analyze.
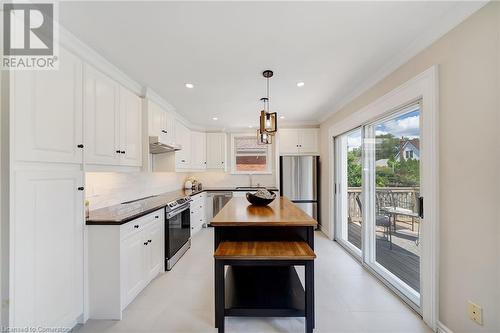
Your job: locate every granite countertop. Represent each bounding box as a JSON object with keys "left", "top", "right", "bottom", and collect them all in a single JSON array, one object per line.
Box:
[{"left": 86, "top": 186, "right": 279, "bottom": 225}]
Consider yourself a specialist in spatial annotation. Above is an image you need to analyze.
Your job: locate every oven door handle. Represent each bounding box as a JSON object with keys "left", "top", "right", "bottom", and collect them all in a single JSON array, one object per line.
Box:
[{"left": 166, "top": 204, "right": 190, "bottom": 219}]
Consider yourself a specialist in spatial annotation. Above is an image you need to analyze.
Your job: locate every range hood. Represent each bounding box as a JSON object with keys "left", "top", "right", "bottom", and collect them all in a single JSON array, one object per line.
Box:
[{"left": 149, "top": 136, "right": 181, "bottom": 154}]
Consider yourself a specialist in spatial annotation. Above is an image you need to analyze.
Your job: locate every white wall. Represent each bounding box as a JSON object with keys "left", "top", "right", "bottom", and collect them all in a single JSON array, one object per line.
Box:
[{"left": 320, "top": 3, "right": 499, "bottom": 332}]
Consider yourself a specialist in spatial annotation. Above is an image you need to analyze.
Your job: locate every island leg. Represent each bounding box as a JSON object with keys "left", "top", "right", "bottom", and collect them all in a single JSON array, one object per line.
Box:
[
  {"left": 215, "top": 259, "right": 225, "bottom": 333},
  {"left": 305, "top": 260, "right": 314, "bottom": 333}
]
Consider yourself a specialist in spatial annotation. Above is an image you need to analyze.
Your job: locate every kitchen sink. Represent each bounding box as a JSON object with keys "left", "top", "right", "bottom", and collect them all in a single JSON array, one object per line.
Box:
[{"left": 235, "top": 186, "right": 266, "bottom": 190}]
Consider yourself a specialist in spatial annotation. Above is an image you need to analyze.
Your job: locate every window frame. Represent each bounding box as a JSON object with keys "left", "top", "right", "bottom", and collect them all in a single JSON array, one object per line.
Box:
[{"left": 230, "top": 133, "right": 273, "bottom": 175}]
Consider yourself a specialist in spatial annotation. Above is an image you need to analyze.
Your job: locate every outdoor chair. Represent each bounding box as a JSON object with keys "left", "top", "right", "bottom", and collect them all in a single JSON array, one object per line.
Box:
[{"left": 355, "top": 196, "right": 393, "bottom": 249}]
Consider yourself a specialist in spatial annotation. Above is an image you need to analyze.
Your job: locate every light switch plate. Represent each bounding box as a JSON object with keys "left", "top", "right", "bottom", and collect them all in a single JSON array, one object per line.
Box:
[{"left": 467, "top": 301, "right": 483, "bottom": 325}]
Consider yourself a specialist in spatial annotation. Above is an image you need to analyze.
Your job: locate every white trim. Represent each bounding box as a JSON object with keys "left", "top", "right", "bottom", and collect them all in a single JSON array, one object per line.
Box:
[
  {"left": 437, "top": 321, "right": 453, "bottom": 333},
  {"left": 327, "top": 66, "right": 439, "bottom": 329},
  {"left": 318, "top": 1, "right": 487, "bottom": 123}
]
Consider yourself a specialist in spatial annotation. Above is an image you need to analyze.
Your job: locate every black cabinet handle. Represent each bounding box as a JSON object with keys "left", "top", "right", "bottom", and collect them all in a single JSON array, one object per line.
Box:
[
  {"left": 144, "top": 242, "right": 148, "bottom": 246},
  {"left": 77, "top": 187, "right": 84, "bottom": 191},
  {"left": 120, "top": 151, "right": 126, "bottom": 154},
  {"left": 181, "top": 159, "right": 186, "bottom": 162},
  {"left": 161, "top": 130, "right": 168, "bottom": 134},
  {"left": 148, "top": 239, "right": 152, "bottom": 243},
  {"left": 116, "top": 150, "right": 121, "bottom": 154},
  {"left": 77, "top": 144, "right": 84, "bottom": 148},
  {"left": 134, "top": 225, "right": 139, "bottom": 228},
  {"left": 155, "top": 215, "right": 159, "bottom": 219}
]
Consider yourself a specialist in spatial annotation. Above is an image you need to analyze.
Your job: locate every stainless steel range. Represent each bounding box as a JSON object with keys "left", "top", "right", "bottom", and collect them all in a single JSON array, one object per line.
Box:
[{"left": 165, "top": 195, "right": 191, "bottom": 270}]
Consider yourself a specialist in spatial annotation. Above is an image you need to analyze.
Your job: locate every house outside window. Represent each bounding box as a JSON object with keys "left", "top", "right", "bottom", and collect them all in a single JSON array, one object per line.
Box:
[
  {"left": 230, "top": 133, "right": 273, "bottom": 174},
  {"left": 405, "top": 150, "right": 414, "bottom": 159}
]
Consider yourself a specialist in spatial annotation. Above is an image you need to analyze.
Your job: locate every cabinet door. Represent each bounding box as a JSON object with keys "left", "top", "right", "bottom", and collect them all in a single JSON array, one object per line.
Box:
[
  {"left": 84, "top": 65, "right": 120, "bottom": 165},
  {"left": 148, "top": 101, "right": 166, "bottom": 137},
  {"left": 175, "top": 121, "right": 191, "bottom": 168},
  {"left": 145, "top": 222, "right": 164, "bottom": 281},
  {"left": 278, "top": 129, "right": 299, "bottom": 155},
  {"left": 298, "top": 128, "right": 319, "bottom": 154},
  {"left": 12, "top": 168, "right": 84, "bottom": 327},
  {"left": 12, "top": 47, "right": 83, "bottom": 164},
  {"left": 122, "top": 232, "right": 146, "bottom": 305},
  {"left": 190, "top": 131, "right": 206, "bottom": 169},
  {"left": 119, "top": 87, "right": 142, "bottom": 167},
  {"left": 206, "top": 133, "right": 226, "bottom": 169}
]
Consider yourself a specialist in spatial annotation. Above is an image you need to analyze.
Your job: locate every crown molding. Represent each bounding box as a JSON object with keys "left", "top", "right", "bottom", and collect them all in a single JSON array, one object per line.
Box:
[
  {"left": 318, "top": 1, "right": 488, "bottom": 124},
  {"left": 58, "top": 22, "right": 143, "bottom": 96}
]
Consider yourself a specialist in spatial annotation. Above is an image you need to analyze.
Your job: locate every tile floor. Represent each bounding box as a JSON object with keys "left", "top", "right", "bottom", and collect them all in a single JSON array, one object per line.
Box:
[{"left": 74, "top": 229, "right": 431, "bottom": 333}]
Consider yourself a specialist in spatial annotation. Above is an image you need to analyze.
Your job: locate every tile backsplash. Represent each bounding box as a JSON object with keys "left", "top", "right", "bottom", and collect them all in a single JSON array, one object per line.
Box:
[
  {"left": 86, "top": 170, "right": 277, "bottom": 210},
  {"left": 85, "top": 172, "right": 187, "bottom": 210}
]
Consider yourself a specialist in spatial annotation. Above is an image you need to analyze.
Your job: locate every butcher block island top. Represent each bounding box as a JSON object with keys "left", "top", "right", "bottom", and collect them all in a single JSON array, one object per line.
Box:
[{"left": 210, "top": 197, "right": 317, "bottom": 227}]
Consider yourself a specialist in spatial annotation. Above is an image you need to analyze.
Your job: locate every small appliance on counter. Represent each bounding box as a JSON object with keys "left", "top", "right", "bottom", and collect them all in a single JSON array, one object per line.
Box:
[{"left": 184, "top": 176, "right": 202, "bottom": 190}]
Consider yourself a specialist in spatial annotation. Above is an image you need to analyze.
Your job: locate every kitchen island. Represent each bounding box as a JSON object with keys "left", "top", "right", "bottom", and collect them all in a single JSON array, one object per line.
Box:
[{"left": 211, "top": 197, "right": 317, "bottom": 333}]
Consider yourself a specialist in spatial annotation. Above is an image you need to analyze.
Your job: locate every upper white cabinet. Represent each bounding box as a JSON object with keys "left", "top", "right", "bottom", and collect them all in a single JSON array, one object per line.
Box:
[
  {"left": 12, "top": 47, "right": 83, "bottom": 164},
  {"left": 190, "top": 131, "right": 206, "bottom": 170},
  {"left": 84, "top": 64, "right": 142, "bottom": 167},
  {"left": 206, "top": 133, "right": 227, "bottom": 170},
  {"left": 119, "top": 87, "right": 142, "bottom": 167},
  {"left": 147, "top": 100, "right": 175, "bottom": 144},
  {"left": 84, "top": 65, "right": 120, "bottom": 165},
  {"left": 12, "top": 168, "right": 84, "bottom": 328},
  {"left": 279, "top": 128, "right": 320, "bottom": 155},
  {"left": 175, "top": 121, "right": 191, "bottom": 169}
]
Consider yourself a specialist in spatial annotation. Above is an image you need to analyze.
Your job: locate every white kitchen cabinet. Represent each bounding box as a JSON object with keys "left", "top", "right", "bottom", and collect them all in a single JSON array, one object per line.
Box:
[
  {"left": 190, "top": 131, "right": 207, "bottom": 170},
  {"left": 11, "top": 168, "right": 84, "bottom": 328},
  {"left": 88, "top": 209, "right": 164, "bottom": 319},
  {"left": 11, "top": 47, "right": 83, "bottom": 164},
  {"left": 206, "top": 132, "right": 227, "bottom": 170},
  {"left": 145, "top": 221, "right": 164, "bottom": 281},
  {"left": 175, "top": 121, "right": 191, "bottom": 169},
  {"left": 119, "top": 87, "right": 142, "bottom": 166},
  {"left": 84, "top": 65, "right": 121, "bottom": 165},
  {"left": 122, "top": 230, "right": 146, "bottom": 305},
  {"left": 147, "top": 100, "right": 175, "bottom": 144},
  {"left": 190, "top": 192, "right": 207, "bottom": 234},
  {"left": 84, "top": 64, "right": 143, "bottom": 167},
  {"left": 278, "top": 128, "right": 320, "bottom": 155}
]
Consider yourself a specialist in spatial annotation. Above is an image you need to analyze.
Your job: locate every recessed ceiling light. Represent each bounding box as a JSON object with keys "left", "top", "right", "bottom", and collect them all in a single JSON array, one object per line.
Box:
[
  {"left": 185, "top": 83, "right": 194, "bottom": 89},
  {"left": 280, "top": 115, "right": 285, "bottom": 119},
  {"left": 296, "top": 82, "right": 305, "bottom": 87},
  {"left": 212, "top": 117, "right": 218, "bottom": 121}
]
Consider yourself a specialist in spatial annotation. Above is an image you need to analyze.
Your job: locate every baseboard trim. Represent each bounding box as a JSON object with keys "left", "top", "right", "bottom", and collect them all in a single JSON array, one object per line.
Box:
[{"left": 437, "top": 321, "right": 453, "bottom": 333}]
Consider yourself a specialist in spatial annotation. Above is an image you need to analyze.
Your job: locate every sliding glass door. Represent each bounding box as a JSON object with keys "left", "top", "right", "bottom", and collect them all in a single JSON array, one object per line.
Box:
[
  {"left": 334, "top": 128, "right": 363, "bottom": 257},
  {"left": 334, "top": 102, "right": 422, "bottom": 307}
]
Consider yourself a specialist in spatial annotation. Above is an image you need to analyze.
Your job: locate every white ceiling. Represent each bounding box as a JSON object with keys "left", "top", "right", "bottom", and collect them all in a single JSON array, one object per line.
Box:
[{"left": 59, "top": 1, "right": 483, "bottom": 130}]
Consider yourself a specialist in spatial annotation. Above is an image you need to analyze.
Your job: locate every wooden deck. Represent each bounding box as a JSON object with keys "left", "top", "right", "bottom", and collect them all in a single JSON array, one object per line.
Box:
[{"left": 347, "top": 222, "right": 420, "bottom": 293}]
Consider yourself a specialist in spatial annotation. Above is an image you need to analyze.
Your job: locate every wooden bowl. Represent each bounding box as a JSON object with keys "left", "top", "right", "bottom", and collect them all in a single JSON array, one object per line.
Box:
[{"left": 246, "top": 192, "right": 276, "bottom": 206}]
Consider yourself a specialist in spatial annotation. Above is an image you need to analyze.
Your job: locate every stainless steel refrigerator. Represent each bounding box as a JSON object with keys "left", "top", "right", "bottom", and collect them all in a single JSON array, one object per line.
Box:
[{"left": 279, "top": 156, "right": 320, "bottom": 224}]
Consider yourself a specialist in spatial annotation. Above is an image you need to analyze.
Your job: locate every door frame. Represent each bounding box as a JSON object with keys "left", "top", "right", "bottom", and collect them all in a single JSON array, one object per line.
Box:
[{"left": 327, "top": 66, "right": 439, "bottom": 329}]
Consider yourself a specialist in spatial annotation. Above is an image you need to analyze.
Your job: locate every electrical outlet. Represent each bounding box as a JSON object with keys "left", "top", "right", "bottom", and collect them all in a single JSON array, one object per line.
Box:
[{"left": 467, "top": 301, "right": 483, "bottom": 325}]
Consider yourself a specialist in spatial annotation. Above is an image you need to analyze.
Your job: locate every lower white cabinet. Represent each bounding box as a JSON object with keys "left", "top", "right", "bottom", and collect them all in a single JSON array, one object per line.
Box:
[
  {"left": 11, "top": 167, "right": 84, "bottom": 328},
  {"left": 88, "top": 209, "right": 164, "bottom": 319},
  {"left": 190, "top": 192, "right": 207, "bottom": 234}
]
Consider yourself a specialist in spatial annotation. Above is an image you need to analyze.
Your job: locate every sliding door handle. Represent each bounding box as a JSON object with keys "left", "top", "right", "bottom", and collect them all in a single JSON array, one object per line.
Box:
[{"left": 418, "top": 196, "right": 424, "bottom": 218}]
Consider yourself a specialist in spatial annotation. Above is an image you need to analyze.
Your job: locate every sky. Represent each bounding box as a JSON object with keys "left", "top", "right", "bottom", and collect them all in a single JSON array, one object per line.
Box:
[{"left": 346, "top": 109, "right": 420, "bottom": 151}]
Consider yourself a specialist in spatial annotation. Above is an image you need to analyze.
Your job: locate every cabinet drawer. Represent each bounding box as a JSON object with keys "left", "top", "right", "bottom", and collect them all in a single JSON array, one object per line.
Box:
[{"left": 120, "top": 209, "right": 164, "bottom": 240}]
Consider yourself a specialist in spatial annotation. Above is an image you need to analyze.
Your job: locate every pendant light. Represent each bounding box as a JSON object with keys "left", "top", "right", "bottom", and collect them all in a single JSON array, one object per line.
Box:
[{"left": 259, "top": 70, "right": 277, "bottom": 136}]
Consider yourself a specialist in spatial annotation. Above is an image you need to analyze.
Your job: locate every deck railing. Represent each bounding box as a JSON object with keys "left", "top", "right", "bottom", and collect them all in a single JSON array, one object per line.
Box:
[{"left": 347, "top": 187, "right": 420, "bottom": 223}]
